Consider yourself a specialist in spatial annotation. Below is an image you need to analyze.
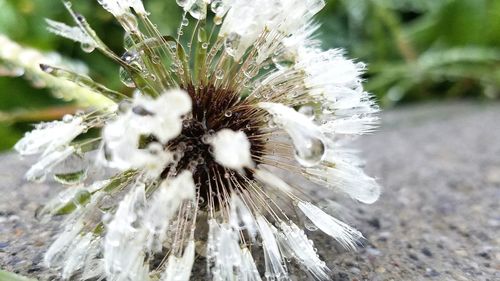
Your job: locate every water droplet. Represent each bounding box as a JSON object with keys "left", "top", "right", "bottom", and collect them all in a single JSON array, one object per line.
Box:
[
  {"left": 62, "top": 114, "right": 74, "bottom": 123},
  {"left": 123, "top": 33, "right": 135, "bottom": 50},
  {"left": 198, "top": 27, "right": 207, "bottom": 43},
  {"left": 119, "top": 67, "right": 135, "bottom": 88},
  {"left": 181, "top": 17, "right": 189, "bottom": 26},
  {"left": 80, "top": 42, "right": 95, "bottom": 53},
  {"left": 54, "top": 169, "right": 88, "bottom": 185},
  {"left": 211, "top": 0, "right": 225, "bottom": 14},
  {"left": 356, "top": 62, "right": 366, "bottom": 70},
  {"left": 188, "top": 0, "right": 207, "bottom": 20},
  {"left": 201, "top": 134, "right": 212, "bottom": 144},
  {"left": 224, "top": 32, "right": 241, "bottom": 57},
  {"left": 176, "top": 0, "right": 189, "bottom": 7},
  {"left": 298, "top": 105, "right": 315, "bottom": 119},
  {"left": 118, "top": 100, "right": 132, "bottom": 113},
  {"left": 201, "top": 42, "right": 209, "bottom": 49},
  {"left": 243, "top": 63, "right": 259, "bottom": 78},
  {"left": 132, "top": 106, "right": 153, "bottom": 116},
  {"left": 224, "top": 110, "right": 232, "bottom": 117},
  {"left": 213, "top": 15, "right": 223, "bottom": 25},
  {"left": 121, "top": 12, "right": 139, "bottom": 33},
  {"left": 268, "top": 119, "right": 277, "bottom": 128},
  {"left": 148, "top": 143, "right": 163, "bottom": 155},
  {"left": 151, "top": 55, "right": 161, "bottom": 64},
  {"left": 30, "top": 173, "right": 47, "bottom": 183},
  {"left": 73, "top": 189, "right": 91, "bottom": 207},
  {"left": 121, "top": 51, "right": 139, "bottom": 64},
  {"left": 173, "top": 152, "right": 182, "bottom": 162},
  {"left": 304, "top": 221, "right": 318, "bottom": 231},
  {"left": 215, "top": 69, "right": 224, "bottom": 80},
  {"left": 294, "top": 137, "right": 325, "bottom": 167}
]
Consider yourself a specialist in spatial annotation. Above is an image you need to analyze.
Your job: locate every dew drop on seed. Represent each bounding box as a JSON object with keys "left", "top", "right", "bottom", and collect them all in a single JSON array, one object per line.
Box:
[
  {"left": 121, "top": 51, "right": 139, "bottom": 64},
  {"left": 121, "top": 12, "right": 139, "bottom": 33},
  {"left": 62, "top": 114, "right": 74, "bottom": 123},
  {"left": 119, "top": 67, "right": 135, "bottom": 88},
  {"left": 188, "top": 0, "right": 207, "bottom": 20},
  {"left": 54, "top": 170, "right": 88, "bottom": 185},
  {"left": 176, "top": 0, "right": 189, "bottom": 7},
  {"left": 202, "top": 134, "right": 213, "bottom": 144},
  {"left": 268, "top": 119, "right": 277, "bottom": 128},
  {"left": 298, "top": 105, "right": 315, "bottom": 119},
  {"left": 73, "top": 190, "right": 91, "bottom": 207},
  {"left": 294, "top": 137, "right": 325, "bottom": 168},
  {"left": 118, "top": 100, "right": 132, "bottom": 113},
  {"left": 224, "top": 32, "right": 241, "bottom": 57},
  {"left": 124, "top": 33, "right": 135, "bottom": 50},
  {"left": 304, "top": 221, "right": 318, "bottom": 231},
  {"left": 211, "top": 0, "right": 225, "bottom": 14},
  {"left": 151, "top": 55, "right": 161, "bottom": 64},
  {"left": 80, "top": 43, "right": 95, "bottom": 53},
  {"left": 215, "top": 69, "right": 224, "bottom": 80},
  {"left": 198, "top": 27, "right": 207, "bottom": 43},
  {"left": 214, "top": 16, "right": 223, "bottom": 25}
]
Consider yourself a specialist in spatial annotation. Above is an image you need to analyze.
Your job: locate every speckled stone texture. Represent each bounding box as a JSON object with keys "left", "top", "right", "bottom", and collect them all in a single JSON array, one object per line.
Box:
[{"left": 1, "top": 103, "right": 499, "bottom": 280}]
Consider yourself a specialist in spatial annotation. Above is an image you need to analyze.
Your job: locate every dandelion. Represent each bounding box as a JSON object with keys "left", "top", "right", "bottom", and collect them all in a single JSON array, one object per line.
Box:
[{"left": 16, "top": 0, "right": 380, "bottom": 280}]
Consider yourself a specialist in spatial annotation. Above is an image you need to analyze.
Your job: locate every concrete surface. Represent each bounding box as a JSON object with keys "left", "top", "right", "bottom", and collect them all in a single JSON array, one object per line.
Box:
[{"left": 0, "top": 103, "right": 499, "bottom": 280}]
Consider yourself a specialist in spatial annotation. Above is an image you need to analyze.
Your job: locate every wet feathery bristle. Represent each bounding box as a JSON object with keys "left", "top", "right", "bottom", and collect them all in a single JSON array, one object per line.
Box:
[{"left": 14, "top": 1, "right": 382, "bottom": 280}]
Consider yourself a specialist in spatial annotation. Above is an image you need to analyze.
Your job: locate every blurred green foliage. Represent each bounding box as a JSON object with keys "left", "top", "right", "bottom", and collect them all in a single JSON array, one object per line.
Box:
[
  {"left": 0, "top": 0, "right": 499, "bottom": 151},
  {"left": 317, "top": 0, "right": 500, "bottom": 105}
]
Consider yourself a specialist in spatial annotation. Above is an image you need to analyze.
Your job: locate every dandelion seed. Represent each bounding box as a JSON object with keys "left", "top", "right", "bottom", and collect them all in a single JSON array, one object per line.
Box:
[{"left": 16, "top": 0, "right": 381, "bottom": 280}]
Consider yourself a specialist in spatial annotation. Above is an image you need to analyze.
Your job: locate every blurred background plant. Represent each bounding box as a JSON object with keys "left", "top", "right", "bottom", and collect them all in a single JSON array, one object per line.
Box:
[{"left": 0, "top": 0, "right": 498, "bottom": 151}]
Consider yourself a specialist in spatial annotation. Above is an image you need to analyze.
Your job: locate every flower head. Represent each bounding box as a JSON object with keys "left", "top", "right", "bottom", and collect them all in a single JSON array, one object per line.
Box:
[{"left": 16, "top": 0, "right": 380, "bottom": 280}]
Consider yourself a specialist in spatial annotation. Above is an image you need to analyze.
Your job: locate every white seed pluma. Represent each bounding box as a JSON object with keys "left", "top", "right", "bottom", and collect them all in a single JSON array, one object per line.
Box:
[{"left": 15, "top": 0, "right": 381, "bottom": 280}]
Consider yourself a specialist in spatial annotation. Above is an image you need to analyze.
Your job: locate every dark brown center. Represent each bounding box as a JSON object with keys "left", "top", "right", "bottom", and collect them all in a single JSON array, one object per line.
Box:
[{"left": 162, "top": 84, "right": 265, "bottom": 207}]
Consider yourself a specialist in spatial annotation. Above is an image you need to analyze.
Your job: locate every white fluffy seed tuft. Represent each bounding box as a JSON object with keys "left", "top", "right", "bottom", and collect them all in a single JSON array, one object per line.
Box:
[
  {"left": 101, "top": 90, "right": 192, "bottom": 177},
  {"left": 15, "top": 117, "right": 85, "bottom": 157},
  {"left": 210, "top": 129, "right": 254, "bottom": 170},
  {"left": 256, "top": 216, "right": 288, "bottom": 279},
  {"left": 97, "top": 0, "right": 146, "bottom": 16},
  {"left": 162, "top": 240, "right": 195, "bottom": 281},
  {"left": 259, "top": 102, "right": 326, "bottom": 167},
  {"left": 45, "top": 19, "right": 94, "bottom": 45},
  {"left": 298, "top": 202, "right": 363, "bottom": 250},
  {"left": 144, "top": 171, "right": 195, "bottom": 252},
  {"left": 25, "top": 146, "right": 75, "bottom": 182}
]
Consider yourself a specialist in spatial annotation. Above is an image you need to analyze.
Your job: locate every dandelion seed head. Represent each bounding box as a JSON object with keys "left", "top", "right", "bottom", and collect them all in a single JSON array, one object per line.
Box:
[{"left": 15, "top": 0, "right": 381, "bottom": 280}]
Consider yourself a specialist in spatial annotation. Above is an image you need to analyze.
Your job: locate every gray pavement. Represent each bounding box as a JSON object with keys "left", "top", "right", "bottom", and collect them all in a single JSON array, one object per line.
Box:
[{"left": 0, "top": 103, "right": 499, "bottom": 280}]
